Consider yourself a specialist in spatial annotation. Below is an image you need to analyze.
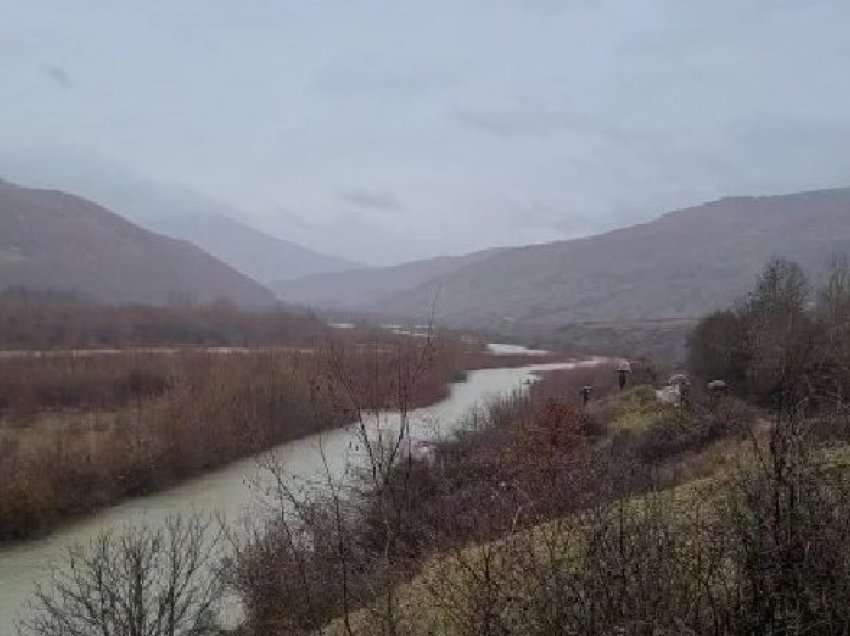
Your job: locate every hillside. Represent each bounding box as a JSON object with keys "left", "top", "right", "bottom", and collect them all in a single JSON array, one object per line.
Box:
[
  {"left": 0, "top": 180, "right": 276, "bottom": 306},
  {"left": 0, "top": 152, "right": 356, "bottom": 284},
  {"left": 273, "top": 248, "right": 506, "bottom": 310},
  {"left": 147, "top": 213, "right": 357, "bottom": 284},
  {"left": 377, "top": 188, "right": 850, "bottom": 327}
]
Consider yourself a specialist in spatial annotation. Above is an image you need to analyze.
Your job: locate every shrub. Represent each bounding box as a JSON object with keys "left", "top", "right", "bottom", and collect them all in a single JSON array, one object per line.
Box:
[
  {"left": 18, "top": 515, "right": 223, "bottom": 636},
  {"left": 633, "top": 396, "right": 753, "bottom": 463}
]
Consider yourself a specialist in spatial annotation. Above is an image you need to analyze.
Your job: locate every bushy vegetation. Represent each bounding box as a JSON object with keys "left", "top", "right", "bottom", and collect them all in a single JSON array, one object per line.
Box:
[
  {"left": 0, "top": 351, "right": 326, "bottom": 539},
  {"left": 19, "top": 515, "right": 224, "bottom": 636},
  {"left": 221, "top": 258, "right": 850, "bottom": 635},
  {"left": 225, "top": 365, "right": 623, "bottom": 635},
  {"left": 0, "top": 354, "right": 176, "bottom": 416},
  {"left": 0, "top": 287, "right": 325, "bottom": 349},
  {"left": 688, "top": 257, "right": 850, "bottom": 409},
  {"left": 23, "top": 256, "right": 850, "bottom": 635},
  {"left": 0, "top": 332, "right": 473, "bottom": 541}
]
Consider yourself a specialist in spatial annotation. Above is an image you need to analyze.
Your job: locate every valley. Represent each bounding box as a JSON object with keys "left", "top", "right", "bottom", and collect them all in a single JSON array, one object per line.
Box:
[
  {"left": 0, "top": 346, "right": 600, "bottom": 628},
  {"left": 4, "top": 174, "right": 850, "bottom": 635},
  {"left": 4, "top": 5, "right": 850, "bottom": 629}
]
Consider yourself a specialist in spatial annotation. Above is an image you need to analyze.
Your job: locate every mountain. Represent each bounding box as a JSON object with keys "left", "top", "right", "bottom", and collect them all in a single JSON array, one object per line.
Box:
[
  {"left": 0, "top": 180, "right": 276, "bottom": 306},
  {"left": 379, "top": 188, "right": 850, "bottom": 328},
  {"left": 147, "top": 213, "right": 358, "bottom": 284},
  {"left": 274, "top": 187, "right": 850, "bottom": 361},
  {"left": 273, "top": 248, "right": 507, "bottom": 311},
  {"left": 0, "top": 150, "right": 356, "bottom": 284}
]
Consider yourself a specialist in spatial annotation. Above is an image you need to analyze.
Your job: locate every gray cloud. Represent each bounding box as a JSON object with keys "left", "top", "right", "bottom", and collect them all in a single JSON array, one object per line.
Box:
[
  {"left": 452, "top": 108, "right": 578, "bottom": 139},
  {"left": 507, "top": 200, "right": 605, "bottom": 238},
  {"left": 452, "top": 107, "right": 667, "bottom": 148},
  {"left": 2, "top": 1, "right": 849, "bottom": 265},
  {"left": 45, "top": 65, "right": 72, "bottom": 89},
  {"left": 339, "top": 189, "right": 405, "bottom": 212},
  {"left": 313, "top": 62, "right": 457, "bottom": 100},
  {"left": 275, "top": 206, "right": 320, "bottom": 232}
]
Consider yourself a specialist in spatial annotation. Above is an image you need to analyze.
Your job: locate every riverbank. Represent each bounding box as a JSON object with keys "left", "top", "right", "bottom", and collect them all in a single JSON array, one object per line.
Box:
[
  {"left": 0, "top": 341, "right": 573, "bottom": 542},
  {"left": 0, "top": 354, "right": 599, "bottom": 629},
  {"left": 315, "top": 384, "right": 849, "bottom": 635},
  {"left": 231, "top": 358, "right": 621, "bottom": 633},
  {"left": 237, "top": 359, "right": 760, "bottom": 635}
]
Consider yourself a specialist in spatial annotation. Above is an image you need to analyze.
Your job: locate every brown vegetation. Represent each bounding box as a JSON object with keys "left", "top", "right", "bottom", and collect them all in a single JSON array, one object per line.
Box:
[
  {"left": 687, "top": 257, "right": 850, "bottom": 408},
  {"left": 0, "top": 350, "right": 325, "bottom": 539},
  {"left": 227, "top": 363, "right": 626, "bottom": 635},
  {"left": 20, "top": 255, "right": 850, "bottom": 635},
  {"left": 0, "top": 327, "right": 491, "bottom": 541},
  {"left": 222, "top": 259, "right": 850, "bottom": 636},
  {"left": 0, "top": 287, "right": 323, "bottom": 350}
]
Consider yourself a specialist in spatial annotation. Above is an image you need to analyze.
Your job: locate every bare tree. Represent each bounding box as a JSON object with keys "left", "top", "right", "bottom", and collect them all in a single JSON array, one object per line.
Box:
[
  {"left": 228, "top": 323, "right": 443, "bottom": 635},
  {"left": 18, "top": 514, "right": 224, "bottom": 636}
]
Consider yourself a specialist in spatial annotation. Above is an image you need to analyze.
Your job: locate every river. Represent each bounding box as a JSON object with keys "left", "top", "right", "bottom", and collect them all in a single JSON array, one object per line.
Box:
[{"left": 0, "top": 356, "right": 601, "bottom": 629}]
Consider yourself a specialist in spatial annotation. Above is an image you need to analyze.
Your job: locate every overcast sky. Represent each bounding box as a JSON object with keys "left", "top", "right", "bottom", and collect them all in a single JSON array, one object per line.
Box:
[{"left": 2, "top": 1, "right": 850, "bottom": 265}]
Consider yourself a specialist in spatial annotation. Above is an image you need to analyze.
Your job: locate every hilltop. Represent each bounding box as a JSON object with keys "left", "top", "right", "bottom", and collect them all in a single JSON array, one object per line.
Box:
[{"left": 0, "top": 180, "right": 276, "bottom": 306}]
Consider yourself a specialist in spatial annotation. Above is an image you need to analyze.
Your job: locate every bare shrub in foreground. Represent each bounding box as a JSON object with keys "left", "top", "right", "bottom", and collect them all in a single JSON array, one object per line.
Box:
[
  {"left": 18, "top": 514, "right": 223, "bottom": 636},
  {"left": 416, "top": 403, "right": 850, "bottom": 635}
]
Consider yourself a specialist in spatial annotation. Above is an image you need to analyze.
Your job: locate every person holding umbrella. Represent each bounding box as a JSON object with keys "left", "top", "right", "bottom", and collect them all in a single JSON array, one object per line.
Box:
[
  {"left": 617, "top": 360, "right": 632, "bottom": 390},
  {"left": 580, "top": 384, "right": 593, "bottom": 407}
]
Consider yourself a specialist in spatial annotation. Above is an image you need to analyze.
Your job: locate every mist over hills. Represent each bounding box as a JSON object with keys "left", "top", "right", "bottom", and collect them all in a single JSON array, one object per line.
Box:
[
  {"left": 280, "top": 188, "right": 850, "bottom": 336},
  {"left": 147, "top": 213, "right": 358, "bottom": 284},
  {"left": 385, "top": 188, "right": 850, "bottom": 326},
  {"left": 0, "top": 180, "right": 276, "bottom": 306},
  {"left": 5, "top": 171, "right": 849, "bottom": 362},
  {"left": 0, "top": 152, "right": 357, "bottom": 284},
  {"left": 100, "top": 182, "right": 358, "bottom": 284},
  {"left": 273, "top": 248, "right": 506, "bottom": 311}
]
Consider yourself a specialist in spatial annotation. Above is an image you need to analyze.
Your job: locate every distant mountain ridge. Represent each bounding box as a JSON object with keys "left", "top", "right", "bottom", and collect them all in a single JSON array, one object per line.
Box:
[
  {"left": 0, "top": 152, "right": 356, "bottom": 284},
  {"left": 0, "top": 180, "right": 276, "bottom": 306},
  {"left": 278, "top": 188, "right": 850, "bottom": 335},
  {"left": 146, "top": 213, "right": 358, "bottom": 284},
  {"left": 380, "top": 187, "right": 850, "bottom": 328},
  {"left": 273, "top": 248, "right": 507, "bottom": 310}
]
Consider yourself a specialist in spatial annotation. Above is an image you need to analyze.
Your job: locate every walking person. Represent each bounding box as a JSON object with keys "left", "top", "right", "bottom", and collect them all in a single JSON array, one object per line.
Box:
[
  {"left": 580, "top": 384, "right": 593, "bottom": 408},
  {"left": 617, "top": 360, "right": 632, "bottom": 390}
]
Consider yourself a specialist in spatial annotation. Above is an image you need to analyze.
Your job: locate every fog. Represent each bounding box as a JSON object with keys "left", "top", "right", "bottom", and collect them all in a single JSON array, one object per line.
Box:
[{"left": 2, "top": 1, "right": 849, "bottom": 265}]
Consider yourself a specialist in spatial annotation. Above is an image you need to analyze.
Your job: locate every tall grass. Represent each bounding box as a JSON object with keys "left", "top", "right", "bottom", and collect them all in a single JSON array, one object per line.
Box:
[{"left": 0, "top": 336, "right": 473, "bottom": 541}]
